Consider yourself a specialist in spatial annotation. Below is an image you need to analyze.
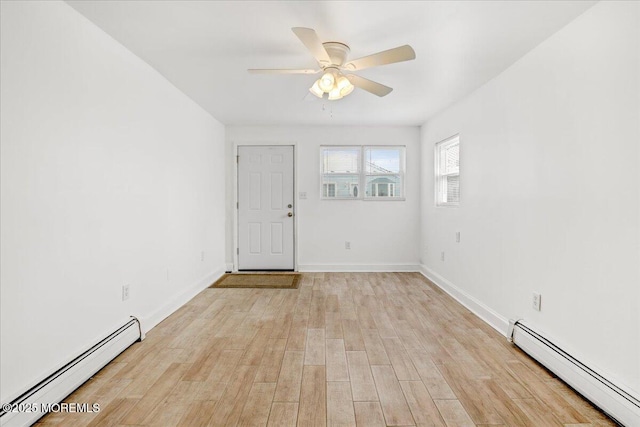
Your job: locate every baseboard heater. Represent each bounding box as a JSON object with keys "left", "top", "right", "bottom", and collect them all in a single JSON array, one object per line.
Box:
[
  {"left": 509, "top": 319, "right": 640, "bottom": 426},
  {"left": 0, "top": 317, "right": 143, "bottom": 427}
]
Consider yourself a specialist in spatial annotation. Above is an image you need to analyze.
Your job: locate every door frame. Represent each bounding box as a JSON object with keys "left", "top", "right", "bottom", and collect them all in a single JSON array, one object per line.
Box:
[{"left": 232, "top": 142, "right": 298, "bottom": 272}]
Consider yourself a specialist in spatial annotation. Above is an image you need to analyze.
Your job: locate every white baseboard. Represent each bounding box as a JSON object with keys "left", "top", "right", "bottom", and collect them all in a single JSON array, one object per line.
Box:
[
  {"left": 419, "top": 264, "right": 509, "bottom": 336},
  {"left": 419, "top": 265, "right": 640, "bottom": 425},
  {"left": 297, "top": 264, "right": 421, "bottom": 273},
  {"left": 0, "top": 319, "right": 140, "bottom": 427},
  {"left": 143, "top": 266, "right": 226, "bottom": 333},
  {"left": 0, "top": 267, "right": 224, "bottom": 426},
  {"left": 513, "top": 321, "right": 640, "bottom": 426}
]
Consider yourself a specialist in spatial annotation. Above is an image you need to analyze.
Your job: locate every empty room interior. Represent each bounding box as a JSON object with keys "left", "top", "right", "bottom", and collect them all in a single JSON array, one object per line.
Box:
[{"left": 1, "top": 1, "right": 639, "bottom": 426}]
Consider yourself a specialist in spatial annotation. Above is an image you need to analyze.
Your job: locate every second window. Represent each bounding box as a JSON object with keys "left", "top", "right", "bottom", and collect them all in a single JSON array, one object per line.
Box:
[{"left": 321, "top": 145, "right": 405, "bottom": 200}]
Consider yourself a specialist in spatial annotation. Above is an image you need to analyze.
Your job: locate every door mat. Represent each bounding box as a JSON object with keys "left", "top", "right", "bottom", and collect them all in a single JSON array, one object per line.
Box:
[{"left": 210, "top": 273, "right": 300, "bottom": 289}]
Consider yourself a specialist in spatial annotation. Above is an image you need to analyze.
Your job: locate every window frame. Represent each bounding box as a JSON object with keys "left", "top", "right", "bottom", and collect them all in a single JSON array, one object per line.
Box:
[
  {"left": 363, "top": 145, "right": 405, "bottom": 201},
  {"left": 435, "top": 135, "right": 460, "bottom": 207},
  {"left": 320, "top": 145, "right": 406, "bottom": 201},
  {"left": 319, "top": 146, "right": 362, "bottom": 200}
]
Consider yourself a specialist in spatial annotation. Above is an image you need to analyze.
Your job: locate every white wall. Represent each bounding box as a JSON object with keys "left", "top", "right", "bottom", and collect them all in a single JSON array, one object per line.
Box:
[
  {"left": 226, "top": 126, "right": 421, "bottom": 271},
  {"left": 0, "top": 1, "right": 226, "bottom": 401},
  {"left": 420, "top": 0, "right": 639, "bottom": 394}
]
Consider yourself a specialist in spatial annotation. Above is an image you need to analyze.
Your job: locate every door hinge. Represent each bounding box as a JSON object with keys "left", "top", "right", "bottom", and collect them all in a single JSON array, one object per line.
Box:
[
  {"left": 236, "top": 155, "right": 239, "bottom": 163},
  {"left": 236, "top": 202, "right": 239, "bottom": 209},
  {"left": 237, "top": 248, "right": 239, "bottom": 255}
]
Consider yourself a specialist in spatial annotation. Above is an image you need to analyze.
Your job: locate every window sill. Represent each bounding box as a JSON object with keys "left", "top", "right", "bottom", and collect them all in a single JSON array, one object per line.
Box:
[{"left": 320, "top": 197, "right": 406, "bottom": 201}]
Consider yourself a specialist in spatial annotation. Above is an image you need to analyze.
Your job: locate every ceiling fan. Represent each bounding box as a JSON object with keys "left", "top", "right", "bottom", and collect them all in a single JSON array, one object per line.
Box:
[{"left": 248, "top": 27, "right": 416, "bottom": 100}]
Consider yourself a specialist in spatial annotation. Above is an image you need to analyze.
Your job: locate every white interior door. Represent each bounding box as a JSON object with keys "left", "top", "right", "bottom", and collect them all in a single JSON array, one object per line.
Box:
[{"left": 238, "top": 146, "right": 294, "bottom": 270}]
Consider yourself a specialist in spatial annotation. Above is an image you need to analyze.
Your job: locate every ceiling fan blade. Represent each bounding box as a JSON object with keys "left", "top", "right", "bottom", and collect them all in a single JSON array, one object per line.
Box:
[
  {"left": 291, "top": 27, "right": 331, "bottom": 65},
  {"left": 345, "top": 45, "right": 416, "bottom": 71},
  {"left": 346, "top": 74, "right": 393, "bottom": 97},
  {"left": 248, "top": 69, "right": 320, "bottom": 74}
]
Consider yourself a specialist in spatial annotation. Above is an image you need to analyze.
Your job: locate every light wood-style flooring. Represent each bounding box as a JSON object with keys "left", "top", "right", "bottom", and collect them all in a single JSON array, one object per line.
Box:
[{"left": 38, "top": 273, "right": 616, "bottom": 426}]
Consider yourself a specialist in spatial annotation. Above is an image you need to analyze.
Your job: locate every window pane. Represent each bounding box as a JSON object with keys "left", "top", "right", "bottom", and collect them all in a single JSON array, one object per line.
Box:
[
  {"left": 436, "top": 136, "right": 460, "bottom": 206},
  {"left": 445, "top": 144, "right": 459, "bottom": 174},
  {"left": 364, "top": 148, "right": 401, "bottom": 173},
  {"left": 323, "top": 183, "right": 336, "bottom": 198},
  {"left": 365, "top": 175, "right": 403, "bottom": 198},
  {"left": 322, "top": 174, "right": 359, "bottom": 198},
  {"left": 322, "top": 148, "right": 360, "bottom": 173},
  {"left": 446, "top": 175, "right": 459, "bottom": 203}
]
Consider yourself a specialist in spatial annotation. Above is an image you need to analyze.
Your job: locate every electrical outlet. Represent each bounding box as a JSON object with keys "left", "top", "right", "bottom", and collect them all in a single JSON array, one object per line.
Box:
[
  {"left": 345, "top": 241, "right": 351, "bottom": 250},
  {"left": 532, "top": 292, "right": 541, "bottom": 311},
  {"left": 122, "top": 285, "right": 130, "bottom": 301},
  {"left": 456, "top": 231, "right": 461, "bottom": 243},
  {"left": 441, "top": 252, "right": 445, "bottom": 261},
  {"left": 201, "top": 251, "right": 205, "bottom": 262}
]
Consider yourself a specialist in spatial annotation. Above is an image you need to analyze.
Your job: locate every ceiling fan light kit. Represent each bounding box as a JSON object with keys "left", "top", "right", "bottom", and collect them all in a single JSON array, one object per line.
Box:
[
  {"left": 337, "top": 75, "right": 354, "bottom": 97},
  {"left": 310, "top": 67, "right": 355, "bottom": 100},
  {"left": 309, "top": 80, "right": 324, "bottom": 97},
  {"left": 327, "top": 86, "right": 342, "bottom": 101},
  {"left": 249, "top": 27, "right": 416, "bottom": 101},
  {"left": 318, "top": 69, "right": 336, "bottom": 92}
]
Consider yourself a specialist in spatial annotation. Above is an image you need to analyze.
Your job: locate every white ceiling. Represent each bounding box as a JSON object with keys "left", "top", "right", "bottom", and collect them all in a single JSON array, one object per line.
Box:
[{"left": 66, "top": 1, "right": 596, "bottom": 126}]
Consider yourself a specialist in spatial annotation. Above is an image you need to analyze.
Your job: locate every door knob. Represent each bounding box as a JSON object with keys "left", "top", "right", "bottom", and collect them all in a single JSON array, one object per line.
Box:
[
  {"left": 287, "top": 212, "right": 293, "bottom": 217},
  {"left": 287, "top": 204, "right": 292, "bottom": 208}
]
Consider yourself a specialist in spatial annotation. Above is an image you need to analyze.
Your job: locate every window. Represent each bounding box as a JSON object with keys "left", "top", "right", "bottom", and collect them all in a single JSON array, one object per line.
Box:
[
  {"left": 350, "top": 183, "right": 359, "bottom": 197},
  {"left": 435, "top": 135, "right": 460, "bottom": 206},
  {"left": 320, "top": 146, "right": 405, "bottom": 200},
  {"left": 364, "top": 147, "right": 404, "bottom": 199},
  {"left": 320, "top": 147, "right": 360, "bottom": 199},
  {"left": 322, "top": 183, "right": 336, "bottom": 198},
  {"left": 371, "top": 182, "right": 395, "bottom": 197}
]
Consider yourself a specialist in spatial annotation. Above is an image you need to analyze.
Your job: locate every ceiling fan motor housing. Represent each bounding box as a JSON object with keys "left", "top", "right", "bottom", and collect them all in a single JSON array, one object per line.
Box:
[{"left": 322, "top": 42, "right": 350, "bottom": 67}]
